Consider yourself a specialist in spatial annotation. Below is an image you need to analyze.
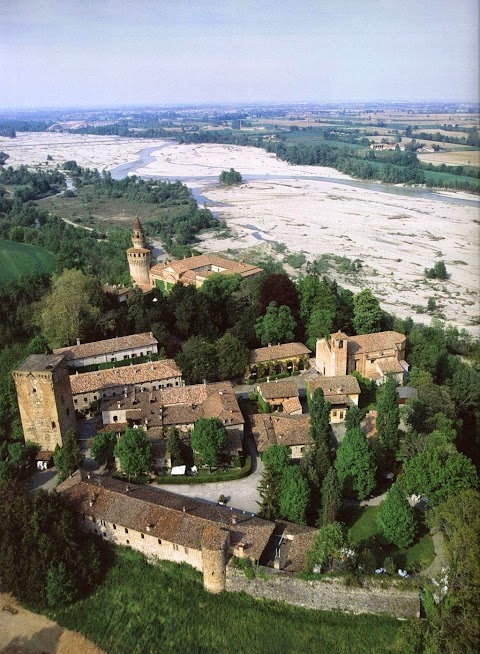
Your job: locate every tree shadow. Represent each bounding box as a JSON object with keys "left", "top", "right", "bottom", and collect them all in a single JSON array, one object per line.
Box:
[{"left": 2, "top": 624, "right": 63, "bottom": 653}]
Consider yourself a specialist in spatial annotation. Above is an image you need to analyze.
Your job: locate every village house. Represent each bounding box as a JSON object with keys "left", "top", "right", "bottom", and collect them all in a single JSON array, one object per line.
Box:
[
  {"left": 58, "top": 472, "right": 277, "bottom": 593},
  {"left": 70, "top": 359, "right": 183, "bottom": 407},
  {"left": 53, "top": 332, "right": 159, "bottom": 369},
  {"left": 99, "top": 381, "right": 244, "bottom": 469},
  {"left": 308, "top": 375, "right": 361, "bottom": 423},
  {"left": 255, "top": 380, "right": 302, "bottom": 414},
  {"left": 246, "top": 342, "right": 311, "bottom": 380},
  {"left": 149, "top": 254, "right": 262, "bottom": 292},
  {"left": 250, "top": 413, "right": 312, "bottom": 459},
  {"left": 315, "top": 331, "right": 408, "bottom": 385}
]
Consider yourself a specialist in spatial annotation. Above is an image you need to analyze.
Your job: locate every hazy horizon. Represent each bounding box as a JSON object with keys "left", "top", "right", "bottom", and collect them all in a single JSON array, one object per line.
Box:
[{"left": 1, "top": 0, "right": 478, "bottom": 110}]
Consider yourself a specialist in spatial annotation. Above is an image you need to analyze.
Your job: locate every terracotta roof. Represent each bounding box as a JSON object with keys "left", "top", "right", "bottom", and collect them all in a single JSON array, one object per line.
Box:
[
  {"left": 282, "top": 397, "right": 303, "bottom": 414},
  {"left": 308, "top": 375, "right": 360, "bottom": 397},
  {"left": 70, "top": 359, "right": 181, "bottom": 395},
  {"left": 150, "top": 254, "right": 262, "bottom": 283},
  {"left": 347, "top": 331, "right": 406, "bottom": 356},
  {"left": 256, "top": 380, "right": 298, "bottom": 400},
  {"left": 249, "top": 343, "right": 311, "bottom": 365},
  {"left": 59, "top": 473, "right": 274, "bottom": 561},
  {"left": 250, "top": 414, "right": 311, "bottom": 452},
  {"left": 100, "top": 382, "right": 244, "bottom": 430},
  {"left": 133, "top": 216, "right": 142, "bottom": 231},
  {"left": 376, "top": 359, "right": 406, "bottom": 374},
  {"left": 54, "top": 332, "right": 158, "bottom": 362}
]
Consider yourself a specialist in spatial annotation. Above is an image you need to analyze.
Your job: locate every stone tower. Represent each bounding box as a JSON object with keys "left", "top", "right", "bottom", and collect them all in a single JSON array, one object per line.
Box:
[
  {"left": 13, "top": 354, "right": 77, "bottom": 451},
  {"left": 201, "top": 524, "right": 229, "bottom": 593},
  {"left": 126, "top": 217, "right": 152, "bottom": 287},
  {"left": 315, "top": 331, "right": 348, "bottom": 376}
]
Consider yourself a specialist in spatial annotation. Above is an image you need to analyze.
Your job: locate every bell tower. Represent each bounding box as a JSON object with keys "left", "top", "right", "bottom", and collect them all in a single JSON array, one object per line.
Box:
[{"left": 126, "top": 217, "right": 152, "bottom": 287}]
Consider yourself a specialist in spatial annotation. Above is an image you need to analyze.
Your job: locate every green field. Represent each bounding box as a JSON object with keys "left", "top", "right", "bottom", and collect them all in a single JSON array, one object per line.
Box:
[
  {"left": 0, "top": 239, "right": 56, "bottom": 288},
  {"left": 48, "top": 547, "right": 400, "bottom": 654}
]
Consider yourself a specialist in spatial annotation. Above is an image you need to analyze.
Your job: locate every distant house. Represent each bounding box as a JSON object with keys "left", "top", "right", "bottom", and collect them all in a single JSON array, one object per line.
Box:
[
  {"left": 246, "top": 342, "right": 311, "bottom": 380},
  {"left": 54, "top": 332, "right": 159, "bottom": 369},
  {"left": 256, "top": 380, "right": 302, "bottom": 414},
  {"left": 308, "top": 375, "right": 361, "bottom": 423},
  {"left": 70, "top": 359, "right": 182, "bottom": 406},
  {"left": 315, "top": 331, "right": 408, "bottom": 385},
  {"left": 149, "top": 254, "right": 262, "bottom": 292},
  {"left": 250, "top": 413, "right": 311, "bottom": 459}
]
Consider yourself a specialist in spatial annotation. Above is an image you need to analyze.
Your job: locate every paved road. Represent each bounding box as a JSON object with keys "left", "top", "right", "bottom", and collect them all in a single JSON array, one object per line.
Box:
[{"left": 150, "top": 435, "right": 264, "bottom": 514}]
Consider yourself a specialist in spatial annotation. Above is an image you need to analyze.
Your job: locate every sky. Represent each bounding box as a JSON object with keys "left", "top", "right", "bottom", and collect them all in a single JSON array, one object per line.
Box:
[{"left": 0, "top": 0, "right": 478, "bottom": 109}]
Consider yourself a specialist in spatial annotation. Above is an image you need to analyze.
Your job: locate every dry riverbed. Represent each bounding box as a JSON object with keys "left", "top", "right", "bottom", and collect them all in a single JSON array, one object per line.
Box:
[{"left": 1, "top": 133, "right": 478, "bottom": 333}]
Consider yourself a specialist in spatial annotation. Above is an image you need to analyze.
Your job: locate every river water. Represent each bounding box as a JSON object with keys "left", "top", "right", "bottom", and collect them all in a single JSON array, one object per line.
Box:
[{"left": 110, "top": 143, "right": 480, "bottom": 210}]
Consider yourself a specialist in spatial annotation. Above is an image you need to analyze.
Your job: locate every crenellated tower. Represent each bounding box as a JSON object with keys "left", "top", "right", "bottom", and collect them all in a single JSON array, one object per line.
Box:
[{"left": 126, "top": 217, "right": 152, "bottom": 287}]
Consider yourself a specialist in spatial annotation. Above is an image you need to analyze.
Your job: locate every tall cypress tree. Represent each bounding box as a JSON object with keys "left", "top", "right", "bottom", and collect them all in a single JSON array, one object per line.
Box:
[
  {"left": 318, "top": 467, "right": 342, "bottom": 527},
  {"left": 376, "top": 376, "right": 400, "bottom": 454},
  {"left": 309, "top": 388, "right": 332, "bottom": 450},
  {"left": 257, "top": 466, "right": 281, "bottom": 521}
]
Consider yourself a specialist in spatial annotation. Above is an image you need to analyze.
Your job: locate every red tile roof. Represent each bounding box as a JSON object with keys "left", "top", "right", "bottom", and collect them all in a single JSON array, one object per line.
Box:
[
  {"left": 249, "top": 343, "right": 311, "bottom": 365},
  {"left": 54, "top": 332, "right": 158, "bottom": 362}
]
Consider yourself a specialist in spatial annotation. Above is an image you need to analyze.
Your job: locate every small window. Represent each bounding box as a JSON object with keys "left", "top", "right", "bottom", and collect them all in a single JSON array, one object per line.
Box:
[
  {"left": 84, "top": 397, "right": 88, "bottom": 403},
  {"left": 184, "top": 547, "right": 188, "bottom": 554},
  {"left": 113, "top": 524, "right": 116, "bottom": 530},
  {"left": 125, "top": 528, "right": 128, "bottom": 534},
  {"left": 158, "top": 539, "right": 162, "bottom": 545},
  {"left": 332, "top": 411, "right": 337, "bottom": 417},
  {"left": 103, "top": 532, "right": 106, "bottom": 538},
  {"left": 338, "top": 340, "right": 343, "bottom": 349},
  {"left": 32, "top": 388, "right": 37, "bottom": 393},
  {"left": 126, "top": 539, "right": 130, "bottom": 544},
  {"left": 340, "top": 412, "right": 344, "bottom": 419},
  {"left": 51, "top": 421, "right": 56, "bottom": 429},
  {"left": 113, "top": 415, "right": 118, "bottom": 422},
  {"left": 74, "top": 399, "right": 78, "bottom": 405},
  {"left": 93, "top": 395, "right": 98, "bottom": 401},
  {"left": 141, "top": 533, "right": 145, "bottom": 539}
]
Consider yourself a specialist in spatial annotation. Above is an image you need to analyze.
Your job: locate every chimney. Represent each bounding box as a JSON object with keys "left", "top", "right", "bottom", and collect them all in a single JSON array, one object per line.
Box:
[
  {"left": 77, "top": 338, "right": 81, "bottom": 346},
  {"left": 117, "top": 401, "right": 121, "bottom": 409},
  {"left": 146, "top": 524, "right": 153, "bottom": 533},
  {"left": 183, "top": 506, "right": 186, "bottom": 512},
  {"left": 231, "top": 514, "right": 237, "bottom": 525}
]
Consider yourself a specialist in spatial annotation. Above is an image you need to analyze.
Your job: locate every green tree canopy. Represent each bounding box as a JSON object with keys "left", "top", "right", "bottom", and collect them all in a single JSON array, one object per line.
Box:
[
  {"left": 54, "top": 428, "right": 82, "bottom": 479},
  {"left": 257, "top": 464, "right": 281, "bottom": 521},
  {"left": 279, "top": 465, "right": 310, "bottom": 524},
  {"left": 219, "top": 168, "right": 242, "bottom": 185},
  {"left": 334, "top": 427, "right": 376, "bottom": 500},
  {"left": 353, "top": 288, "right": 383, "bottom": 335},
  {"left": 318, "top": 466, "right": 342, "bottom": 527},
  {"left": 309, "top": 387, "right": 331, "bottom": 449},
  {"left": 215, "top": 332, "right": 249, "bottom": 380},
  {"left": 176, "top": 336, "right": 218, "bottom": 385},
  {"left": 401, "top": 447, "right": 478, "bottom": 506},
  {"left": 345, "top": 404, "right": 362, "bottom": 431},
  {"left": 0, "top": 482, "right": 100, "bottom": 608},
  {"left": 376, "top": 377, "right": 400, "bottom": 454},
  {"left": 114, "top": 427, "right": 153, "bottom": 479},
  {"left": 167, "top": 426, "right": 183, "bottom": 467},
  {"left": 191, "top": 417, "right": 228, "bottom": 469},
  {"left": 255, "top": 301, "right": 297, "bottom": 346},
  {"left": 263, "top": 444, "right": 291, "bottom": 473},
  {"left": 36, "top": 268, "right": 103, "bottom": 348},
  {"left": 91, "top": 431, "right": 117, "bottom": 466},
  {"left": 376, "top": 483, "right": 416, "bottom": 548},
  {"left": 306, "top": 522, "right": 347, "bottom": 572}
]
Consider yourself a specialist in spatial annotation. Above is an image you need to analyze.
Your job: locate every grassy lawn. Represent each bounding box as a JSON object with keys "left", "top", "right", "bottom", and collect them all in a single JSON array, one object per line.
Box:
[
  {"left": 48, "top": 547, "right": 400, "bottom": 654},
  {"left": 0, "top": 238, "right": 56, "bottom": 288},
  {"left": 345, "top": 505, "right": 434, "bottom": 572}
]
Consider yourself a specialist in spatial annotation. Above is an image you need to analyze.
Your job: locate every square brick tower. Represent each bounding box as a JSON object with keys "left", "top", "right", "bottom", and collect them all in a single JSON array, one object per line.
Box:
[{"left": 13, "top": 354, "right": 77, "bottom": 451}]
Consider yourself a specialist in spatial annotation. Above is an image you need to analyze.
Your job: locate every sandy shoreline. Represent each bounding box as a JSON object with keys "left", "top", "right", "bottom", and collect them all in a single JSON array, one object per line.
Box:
[{"left": 1, "top": 133, "right": 478, "bottom": 334}]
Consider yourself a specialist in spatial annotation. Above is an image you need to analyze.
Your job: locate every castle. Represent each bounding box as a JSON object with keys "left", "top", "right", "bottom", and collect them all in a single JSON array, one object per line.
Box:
[{"left": 126, "top": 218, "right": 262, "bottom": 292}]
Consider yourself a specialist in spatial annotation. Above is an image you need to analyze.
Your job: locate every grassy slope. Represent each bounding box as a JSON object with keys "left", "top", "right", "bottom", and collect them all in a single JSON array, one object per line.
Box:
[
  {"left": 0, "top": 238, "right": 56, "bottom": 288},
  {"left": 49, "top": 548, "right": 400, "bottom": 654}
]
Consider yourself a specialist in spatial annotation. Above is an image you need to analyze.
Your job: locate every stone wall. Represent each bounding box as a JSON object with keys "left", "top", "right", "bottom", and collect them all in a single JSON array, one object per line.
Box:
[{"left": 226, "top": 566, "right": 420, "bottom": 619}]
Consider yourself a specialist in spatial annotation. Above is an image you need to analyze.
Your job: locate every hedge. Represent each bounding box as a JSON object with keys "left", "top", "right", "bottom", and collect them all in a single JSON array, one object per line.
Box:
[{"left": 155, "top": 455, "right": 252, "bottom": 485}]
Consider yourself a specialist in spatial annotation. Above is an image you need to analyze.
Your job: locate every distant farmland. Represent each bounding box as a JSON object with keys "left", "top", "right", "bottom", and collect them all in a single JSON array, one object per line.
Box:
[{"left": 0, "top": 239, "right": 56, "bottom": 288}]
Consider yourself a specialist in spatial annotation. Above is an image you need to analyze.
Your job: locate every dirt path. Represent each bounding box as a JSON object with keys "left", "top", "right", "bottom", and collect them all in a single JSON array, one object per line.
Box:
[{"left": 0, "top": 593, "right": 103, "bottom": 654}]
